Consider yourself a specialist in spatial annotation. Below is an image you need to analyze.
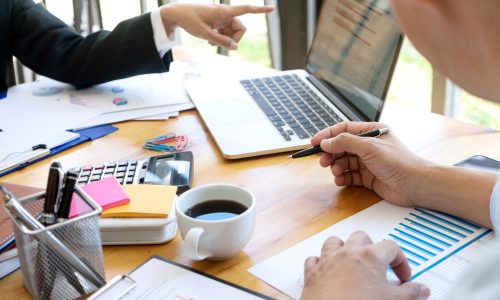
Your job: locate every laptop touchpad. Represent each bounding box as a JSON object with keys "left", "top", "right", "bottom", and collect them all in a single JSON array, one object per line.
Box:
[{"left": 199, "top": 101, "right": 262, "bottom": 127}]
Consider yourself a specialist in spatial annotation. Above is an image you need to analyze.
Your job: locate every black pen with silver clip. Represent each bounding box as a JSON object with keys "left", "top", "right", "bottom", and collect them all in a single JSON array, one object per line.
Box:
[{"left": 288, "top": 127, "right": 390, "bottom": 159}]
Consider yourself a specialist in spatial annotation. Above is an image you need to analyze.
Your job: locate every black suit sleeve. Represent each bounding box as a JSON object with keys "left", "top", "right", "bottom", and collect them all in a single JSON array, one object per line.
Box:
[{"left": 11, "top": 0, "right": 172, "bottom": 88}]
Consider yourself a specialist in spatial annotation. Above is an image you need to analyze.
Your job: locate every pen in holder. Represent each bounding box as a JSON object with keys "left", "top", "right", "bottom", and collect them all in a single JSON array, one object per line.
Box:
[{"left": 2, "top": 185, "right": 106, "bottom": 300}]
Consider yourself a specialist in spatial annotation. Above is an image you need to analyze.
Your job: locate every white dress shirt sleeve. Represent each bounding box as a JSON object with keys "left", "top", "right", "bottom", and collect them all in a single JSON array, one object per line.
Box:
[
  {"left": 490, "top": 180, "right": 500, "bottom": 230},
  {"left": 150, "top": 8, "right": 176, "bottom": 58},
  {"left": 443, "top": 180, "right": 500, "bottom": 300}
]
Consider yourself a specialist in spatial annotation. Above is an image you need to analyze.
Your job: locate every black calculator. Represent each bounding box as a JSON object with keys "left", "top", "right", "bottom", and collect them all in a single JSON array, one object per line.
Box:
[{"left": 70, "top": 151, "right": 194, "bottom": 194}]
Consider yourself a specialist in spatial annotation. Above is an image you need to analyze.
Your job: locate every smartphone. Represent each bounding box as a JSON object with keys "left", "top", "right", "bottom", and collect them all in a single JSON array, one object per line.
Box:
[{"left": 455, "top": 155, "right": 500, "bottom": 174}]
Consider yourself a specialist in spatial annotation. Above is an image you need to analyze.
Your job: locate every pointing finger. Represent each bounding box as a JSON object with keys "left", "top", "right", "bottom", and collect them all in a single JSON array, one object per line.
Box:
[{"left": 227, "top": 5, "right": 275, "bottom": 17}]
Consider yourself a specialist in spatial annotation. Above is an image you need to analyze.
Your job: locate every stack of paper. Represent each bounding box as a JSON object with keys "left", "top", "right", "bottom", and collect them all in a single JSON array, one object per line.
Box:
[
  {"left": 0, "top": 248, "right": 19, "bottom": 279},
  {"left": 0, "top": 62, "right": 194, "bottom": 173},
  {"left": 6, "top": 61, "right": 193, "bottom": 130}
]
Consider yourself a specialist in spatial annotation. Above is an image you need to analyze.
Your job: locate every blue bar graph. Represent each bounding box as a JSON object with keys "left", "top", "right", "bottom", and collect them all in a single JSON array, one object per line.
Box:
[{"left": 388, "top": 208, "right": 482, "bottom": 271}]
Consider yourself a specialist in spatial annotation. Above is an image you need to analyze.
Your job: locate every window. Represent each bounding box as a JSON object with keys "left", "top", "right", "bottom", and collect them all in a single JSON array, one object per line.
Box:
[
  {"left": 37, "top": 1, "right": 500, "bottom": 130},
  {"left": 386, "top": 39, "right": 432, "bottom": 112},
  {"left": 458, "top": 90, "right": 500, "bottom": 129}
]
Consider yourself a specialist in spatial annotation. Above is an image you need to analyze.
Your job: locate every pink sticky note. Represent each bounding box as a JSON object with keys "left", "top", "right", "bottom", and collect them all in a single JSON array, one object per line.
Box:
[{"left": 69, "top": 177, "right": 129, "bottom": 218}]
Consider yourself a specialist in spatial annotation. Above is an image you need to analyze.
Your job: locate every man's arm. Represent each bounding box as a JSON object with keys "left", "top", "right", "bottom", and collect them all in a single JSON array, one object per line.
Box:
[
  {"left": 312, "top": 121, "right": 500, "bottom": 228},
  {"left": 11, "top": 0, "right": 171, "bottom": 88},
  {"left": 412, "top": 165, "right": 498, "bottom": 228}
]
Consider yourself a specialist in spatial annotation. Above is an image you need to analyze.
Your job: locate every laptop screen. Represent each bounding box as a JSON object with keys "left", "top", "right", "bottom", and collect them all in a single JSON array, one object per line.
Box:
[{"left": 306, "top": 0, "right": 402, "bottom": 121}]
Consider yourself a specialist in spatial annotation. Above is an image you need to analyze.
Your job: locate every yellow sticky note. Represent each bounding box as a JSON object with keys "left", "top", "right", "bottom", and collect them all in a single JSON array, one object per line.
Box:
[{"left": 101, "top": 184, "right": 177, "bottom": 218}]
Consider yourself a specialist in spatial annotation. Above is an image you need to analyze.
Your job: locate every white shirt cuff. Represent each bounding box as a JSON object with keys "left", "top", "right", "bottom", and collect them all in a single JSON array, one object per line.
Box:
[
  {"left": 489, "top": 180, "right": 500, "bottom": 230},
  {"left": 150, "top": 8, "right": 176, "bottom": 58}
]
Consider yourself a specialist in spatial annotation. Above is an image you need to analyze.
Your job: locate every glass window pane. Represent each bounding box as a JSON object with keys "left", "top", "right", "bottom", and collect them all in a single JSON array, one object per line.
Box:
[
  {"left": 228, "top": 0, "right": 271, "bottom": 67},
  {"left": 386, "top": 39, "right": 432, "bottom": 112},
  {"left": 44, "top": 0, "right": 74, "bottom": 25},
  {"left": 100, "top": 0, "right": 141, "bottom": 29},
  {"left": 459, "top": 92, "right": 500, "bottom": 130}
]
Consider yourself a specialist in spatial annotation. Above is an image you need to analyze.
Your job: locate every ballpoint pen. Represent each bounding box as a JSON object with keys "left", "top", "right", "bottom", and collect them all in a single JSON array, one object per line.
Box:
[
  {"left": 288, "top": 127, "right": 390, "bottom": 159},
  {"left": 40, "top": 162, "right": 63, "bottom": 226}
]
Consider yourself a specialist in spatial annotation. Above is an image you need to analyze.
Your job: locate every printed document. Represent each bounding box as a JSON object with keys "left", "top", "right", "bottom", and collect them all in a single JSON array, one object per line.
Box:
[{"left": 249, "top": 201, "right": 494, "bottom": 299}]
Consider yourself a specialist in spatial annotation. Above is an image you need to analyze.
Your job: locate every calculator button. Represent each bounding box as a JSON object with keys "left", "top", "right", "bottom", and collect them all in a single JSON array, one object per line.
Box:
[
  {"left": 116, "top": 172, "right": 125, "bottom": 178},
  {"left": 94, "top": 164, "right": 105, "bottom": 170},
  {"left": 82, "top": 166, "right": 93, "bottom": 171},
  {"left": 102, "top": 174, "right": 113, "bottom": 179},
  {"left": 81, "top": 170, "right": 91, "bottom": 177},
  {"left": 129, "top": 165, "right": 136, "bottom": 171},
  {"left": 117, "top": 178, "right": 124, "bottom": 184},
  {"left": 93, "top": 170, "right": 103, "bottom": 175},
  {"left": 130, "top": 161, "right": 138, "bottom": 165},
  {"left": 117, "top": 166, "right": 127, "bottom": 172},
  {"left": 106, "top": 162, "right": 117, "bottom": 168},
  {"left": 91, "top": 175, "right": 101, "bottom": 181},
  {"left": 126, "top": 178, "right": 134, "bottom": 184},
  {"left": 104, "top": 169, "right": 115, "bottom": 174},
  {"left": 117, "top": 162, "right": 128, "bottom": 167},
  {"left": 128, "top": 171, "right": 135, "bottom": 176}
]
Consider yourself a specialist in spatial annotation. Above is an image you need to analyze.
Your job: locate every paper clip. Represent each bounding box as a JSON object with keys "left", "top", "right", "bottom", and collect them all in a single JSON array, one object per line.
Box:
[
  {"left": 146, "top": 133, "right": 176, "bottom": 145},
  {"left": 143, "top": 144, "right": 176, "bottom": 152},
  {"left": 176, "top": 135, "right": 188, "bottom": 151},
  {"left": 144, "top": 133, "right": 189, "bottom": 152}
]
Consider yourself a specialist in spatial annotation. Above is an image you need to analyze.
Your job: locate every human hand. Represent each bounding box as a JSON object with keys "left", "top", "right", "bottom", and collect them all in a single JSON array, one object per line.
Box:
[
  {"left": 300, "top": 231, "right": 430, "bottom": 300},
  {"left": 311, "top": 121, "right": 433, "bottom": 207},
  {"left": 160, "top": 3, "right": 274, "bottom": 50}
]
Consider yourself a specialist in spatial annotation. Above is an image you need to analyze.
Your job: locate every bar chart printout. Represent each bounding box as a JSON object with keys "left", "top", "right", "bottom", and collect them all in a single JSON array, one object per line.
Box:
[{"left": 248, "top": 201, "right": 494, "bottom": 300}]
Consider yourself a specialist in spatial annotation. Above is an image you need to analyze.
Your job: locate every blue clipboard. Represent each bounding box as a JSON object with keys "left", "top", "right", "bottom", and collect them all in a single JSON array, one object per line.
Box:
[{"left": 0, "top": 125, "right": 118, "bottom": 177}]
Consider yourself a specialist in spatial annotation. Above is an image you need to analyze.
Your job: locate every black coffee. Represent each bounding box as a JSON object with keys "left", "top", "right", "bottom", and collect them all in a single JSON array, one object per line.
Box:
[{"left": 185, "top": 200, "right": 248, "bottom": 221}]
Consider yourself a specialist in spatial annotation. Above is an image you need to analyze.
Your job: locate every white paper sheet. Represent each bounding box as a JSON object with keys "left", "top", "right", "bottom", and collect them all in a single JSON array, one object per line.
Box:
[
  {"left": 94, "top": 257, "right": 270, "bottom": 300},
  {"left": 72, "top": 103, "right": 194, "bottom": 130},
  {"left": 249, "top": 201, "right": 493, "bottom": 299},
  {"left": 7, "top": 62, "right": 190, "bottom": 117},
  {"left": 0, "top": 131, "right": 79, "bottom": 173},
  {"left": 134, "top": 111, "right": 179, "bottom": 121},
  {"left": 0, "top": 93, "right": 89, "bottom": 171}
]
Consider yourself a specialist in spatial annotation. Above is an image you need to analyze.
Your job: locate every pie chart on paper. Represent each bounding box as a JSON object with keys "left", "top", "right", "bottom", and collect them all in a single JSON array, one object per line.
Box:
[
  {"left": 112, "top": 97, "right": 128, "bottom": 106},
  {"left": 32, "top": 86, "right": 63, "bottom": 97}
]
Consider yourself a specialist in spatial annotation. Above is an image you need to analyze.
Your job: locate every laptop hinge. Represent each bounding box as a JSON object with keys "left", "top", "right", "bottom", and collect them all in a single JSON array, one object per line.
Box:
[{"left": 307, "top": 75, "right": 369, "bottom": 122}]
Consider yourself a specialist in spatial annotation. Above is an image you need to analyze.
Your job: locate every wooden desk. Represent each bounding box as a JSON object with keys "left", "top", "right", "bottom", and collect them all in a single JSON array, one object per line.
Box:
[{"left": 1, "top": 83, "right": 499, "bottom": 299}]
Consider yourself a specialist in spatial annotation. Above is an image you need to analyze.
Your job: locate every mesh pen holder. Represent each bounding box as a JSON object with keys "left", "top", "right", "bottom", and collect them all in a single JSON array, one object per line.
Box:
[{"left": 5, "top": 185, "right": 105, "bottom": 300}]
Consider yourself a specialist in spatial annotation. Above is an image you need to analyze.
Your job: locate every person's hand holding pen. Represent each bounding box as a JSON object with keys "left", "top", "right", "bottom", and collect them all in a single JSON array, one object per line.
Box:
[{"left": 310, "top": 121, "right": 433, "bottom": 208}]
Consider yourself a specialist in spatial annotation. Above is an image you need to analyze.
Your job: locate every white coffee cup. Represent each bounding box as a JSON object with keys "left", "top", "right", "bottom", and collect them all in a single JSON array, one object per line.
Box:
[{"left": 175, "top": 184, "right": 256, "bottom": 261}]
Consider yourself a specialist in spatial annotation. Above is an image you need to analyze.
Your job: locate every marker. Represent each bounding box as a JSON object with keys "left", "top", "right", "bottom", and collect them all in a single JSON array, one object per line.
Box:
[
  {"left": 57, "top": 170, "right": 78, "bottom": 223},
  {"left": 40, "top": 162, "right": 63, "bottom": 226},
  {"left": 288, "top": 127, "right": 390, "bottom": 159}
]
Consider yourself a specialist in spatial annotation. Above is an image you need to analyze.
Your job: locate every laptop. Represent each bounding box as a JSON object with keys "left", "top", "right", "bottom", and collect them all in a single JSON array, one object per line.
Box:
[{"left": 185, "top": 0, "right": 403, "bottom": 159}]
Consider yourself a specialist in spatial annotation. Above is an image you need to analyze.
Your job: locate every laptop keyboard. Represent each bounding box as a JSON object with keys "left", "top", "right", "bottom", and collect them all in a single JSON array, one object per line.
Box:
[
  {"left": 70, "top": 160, "right": 139, "bottom": 186},
  {"left": 240, "top": 74, "right": 344, "bottom": 141}
]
